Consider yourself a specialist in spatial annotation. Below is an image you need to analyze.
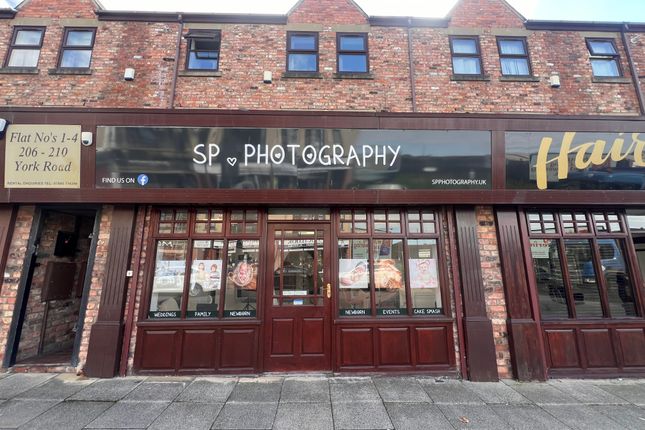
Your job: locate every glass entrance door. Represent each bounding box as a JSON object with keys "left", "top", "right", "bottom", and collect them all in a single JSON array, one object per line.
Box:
[{"left": 264, "top": 224, "right": 331, "bottom": 371}]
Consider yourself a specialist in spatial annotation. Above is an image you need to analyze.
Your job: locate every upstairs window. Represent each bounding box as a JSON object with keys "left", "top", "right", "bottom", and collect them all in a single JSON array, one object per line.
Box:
[
  {"left": 497, "top": 37, "right": 531, "bottom": 76},
  {"left": 185, "top": 30, "right": 221, "bottom": 71},
  {"left": 450, "top": 36, "right": 483, "bottom": 75},
  {"left": 586, "top": 38, "right": 621, "bottom": 77},
  {"left": 58, "top": 28, "right": 96, "bottom": 69},
  {"left": 287, "top": 32, "right": 318, "bottom": 72},
  {"left": 337, "top": 33, "right": 368, "bottom": 73},
  {"left": 5, "top": 27, "right": 45, "bottom": 68}
]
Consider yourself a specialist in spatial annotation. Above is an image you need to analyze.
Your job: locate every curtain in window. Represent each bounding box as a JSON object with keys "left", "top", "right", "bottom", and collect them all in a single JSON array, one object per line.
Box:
[
  {"left": 452, "top": 57, "right": 481, "bottom": 74},
  {"left": 501, "top": 58, "right": 529, "bottom": 75}
]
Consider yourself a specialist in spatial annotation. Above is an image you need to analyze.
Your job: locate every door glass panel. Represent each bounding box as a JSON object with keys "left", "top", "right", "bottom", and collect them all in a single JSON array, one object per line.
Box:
[
  {"left": 600, "top": 239, "right": 637, "bottom": 317},
  {"left": 224, "top": 240, "right": 259, "bottom": 317},
  {"left": 409, "top": 239, "right": 442, "bottom": 315},
  {"left": 338, "top": 239, "right": 371, "bottom": 316},
  {"left": 187, "top": 240, "right": 223, "bottom": 318},
  {"left": 565, "top": 239, "right": 603, "bottom": 317},
  {"left": 273, "top": 232, "right": 317, "bottom": 306},
  {"left": 149, "top": 240, "right": 187, "bottom": 318},
  {"left": 530, "top": 239, "right": 569, "bottom": 318},
  {"left": 374, "top": 239, "right": 406, "bottom": 315}
]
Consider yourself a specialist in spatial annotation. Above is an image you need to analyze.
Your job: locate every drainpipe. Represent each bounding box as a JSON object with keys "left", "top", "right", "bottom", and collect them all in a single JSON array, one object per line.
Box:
[
  {"left": 169, "top": 14, "right": 184, "bottom": 109},
  {"left": 406, "top": 17, "right": 417, "bottom": 113},
  {"left": 621, "top": 23, "right": 645, "bottom": 117}
]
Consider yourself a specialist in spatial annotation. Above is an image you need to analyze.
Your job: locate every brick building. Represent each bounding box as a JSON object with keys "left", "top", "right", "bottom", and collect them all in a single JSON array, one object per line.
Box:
[{"left": 0, "top": 0, "right": 643, "bottom": 381}]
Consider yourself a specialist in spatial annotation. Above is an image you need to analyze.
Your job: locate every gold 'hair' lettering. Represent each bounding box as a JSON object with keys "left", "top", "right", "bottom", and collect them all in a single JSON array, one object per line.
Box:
[{"left": 633, "top": 133, "right": 645, "bottom": 166}]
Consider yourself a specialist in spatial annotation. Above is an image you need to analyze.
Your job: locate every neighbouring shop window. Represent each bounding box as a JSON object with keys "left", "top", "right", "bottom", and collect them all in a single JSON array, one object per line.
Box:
[
  {"left": 527, "top": 210, "right": 639, "bottom": 319},
  {"left": 450, "top": 36, "right": 483, "bottom": 75},
  {"left": 337, "top": 33, "right": 368, "bottom": 73},
  {"left": 58, "top": 28, "right": 96, "bottom": 69},
  {"left": 338, "top": 209, "right": 445, "bottom": 317},
  {"left": 287, "top": 32, "right": 318, "bottom": 72},
  {"left": 5, "top": 27, "right": 45, "bottom": 68},
  {"left": 586, "top": 38, "right": 621, "bottom": 77},
  {"left": 148, "top": 208, "right": 261, "bottom": 319},
  {"left": 185, "top": 30, "right": 221, "bottom": 71},
  {"left": 497, "top": 37, "right": 530, "bottom": 76}
]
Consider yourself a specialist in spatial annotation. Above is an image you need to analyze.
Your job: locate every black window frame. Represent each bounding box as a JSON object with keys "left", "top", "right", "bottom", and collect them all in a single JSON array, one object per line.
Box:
[
  {"left": 449, "top": 35, "right": 484, "bottom": 76},
  {"left": 286, "top": 31, "right": 319, "bottom": 73},
  {"left": 586, "top": 38, "right": 622, "bottom": 78},
  {"left": 57, "top": 27, "right": 96, "bottom": 70},
  {"left": 184, "top": 29, "right": 221, "bottom": 72},
  {"left": 4, "top": 26, "right": 46, "bottom": 69},
  {"left": 336, "top": 32, "right": 369, "bottom": 74},
  {"left": 496, "top": 36, "right": 532, "bottom": 77}
]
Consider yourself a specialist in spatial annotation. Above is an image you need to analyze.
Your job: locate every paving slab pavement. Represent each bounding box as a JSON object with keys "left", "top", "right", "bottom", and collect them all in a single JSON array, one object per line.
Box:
[
  {"left": 0, "top": 374, "right": 644, "bottom": 429},
  {"left": 148, "top": 402, "right": 223, "bottom": 430},
  {"left": 16, "top": 401, "right": 112, "bottom": 430},
  {"left": 273, "top": 402, "right": 333, "bottom": 430},
  {"left": 0, "top": 373, "right": 57, "bottom": 400},
  {"left": 0, "top": 399, "right": 60, "bottom": 428}
]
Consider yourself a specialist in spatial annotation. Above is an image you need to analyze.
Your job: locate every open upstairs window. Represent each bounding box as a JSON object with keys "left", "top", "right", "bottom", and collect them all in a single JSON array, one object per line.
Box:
[
  {"left": 287, "top": 31, "right": 318, "bottom": 73},
  {"left": 450, "top": 36, "right": 483, "bottom": 76},
  {"left": 586, "top": 38, "right": 621, "bottom": 77},
  {"left": 58, "top": 28, "right": 96, "bottom": 69},
  {"left": 185, "top": 29, "right": 221, "bottom": 71},
  {"left": 337, "top": 33, "right": 369, "bottom": 74},
  {"left": 5, "top": 27, "right": 45, "bottom": 69}
]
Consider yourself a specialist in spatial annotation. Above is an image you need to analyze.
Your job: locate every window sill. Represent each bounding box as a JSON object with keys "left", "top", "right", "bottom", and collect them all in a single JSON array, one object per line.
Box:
[
  {"left": 0, "top": 67, "right": 39, "bottom": 74},
  {"left": 281, "top": 71, "right": 322, "bottom": 79},
  {"left": 499, "top": 75, "right": 540, "bottom": 82},
  {"left": 48, "top": 68, "right": 92, "bottom": 75},
  {"left": 451, "top": 74, "right": 491, "bottom": 81},
  {"left": 592, "top": 76, "right": 631, "bottom": 84},
  {"left": 178, "top": 70, "right": 222, "bottom": 77},
  {"left": 333, "top": 72, "right": 374, "bottom": 80}
]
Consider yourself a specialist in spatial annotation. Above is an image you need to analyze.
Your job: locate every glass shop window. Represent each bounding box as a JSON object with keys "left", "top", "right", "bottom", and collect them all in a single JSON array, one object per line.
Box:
[
  {"left": 147, "top": 208, "right": 261, "bottom": 320},
  {"left": 337, "top": 209, "right": 446, "bottom": 317},
  {"left": 149, "top": 240, "right": 187, "bottom": 319},
  {"left": 223, "top": 240, "right": 260, "bottom": 318},
  {"left": 527, "top": 210, "right": 640, "bottom": 319}
]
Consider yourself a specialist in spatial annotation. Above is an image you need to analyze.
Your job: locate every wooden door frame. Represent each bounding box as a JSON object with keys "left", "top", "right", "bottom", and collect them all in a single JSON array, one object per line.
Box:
[{"left": 262, "top": 222, "right": 333, "bottom": 371}]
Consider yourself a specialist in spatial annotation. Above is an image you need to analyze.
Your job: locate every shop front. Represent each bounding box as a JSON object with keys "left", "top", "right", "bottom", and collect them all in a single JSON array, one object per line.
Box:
[{"left": 1, "top": 110, "right": 644, "bottom": 380}]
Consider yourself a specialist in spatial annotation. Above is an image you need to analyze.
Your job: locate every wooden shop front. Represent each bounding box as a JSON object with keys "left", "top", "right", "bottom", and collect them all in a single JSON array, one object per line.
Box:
[{"left": 0, "top": 109, "right": 644, "bottom": 380}]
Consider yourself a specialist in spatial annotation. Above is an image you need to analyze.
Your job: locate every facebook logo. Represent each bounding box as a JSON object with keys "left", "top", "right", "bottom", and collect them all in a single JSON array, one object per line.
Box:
[{"left": 137, "top": 174, "right": 149, "bottom": 186}]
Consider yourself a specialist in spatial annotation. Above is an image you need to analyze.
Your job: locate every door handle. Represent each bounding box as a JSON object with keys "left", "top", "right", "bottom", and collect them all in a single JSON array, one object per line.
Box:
[{"left": 326, "top": 283, "right": 332, "bottom": 299}]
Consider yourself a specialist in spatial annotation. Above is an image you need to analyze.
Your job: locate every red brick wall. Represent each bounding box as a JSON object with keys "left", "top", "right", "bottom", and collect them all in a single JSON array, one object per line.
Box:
[
  {"left": 0, "top": 206, "right": 35, "bottom": 366},
  {"left": 175, "top": 25, "right": 412, "bottom": 112},
  {"left": 449, "top": 0, "right": 525, "bottom": 28},
  {"left": 288, "top": 0, "right": 367, "bottom": 25},
  {"left": 76, "top": 205, "right": 112, "bottom": 371},
  {"left": 476, "top": 206, "right": 511, "bottom": 379},
  {"left": 125, "top": 207, "right": 151, "bottom": 373},
  {"left": 17, "top": 0, "right": 98, "bottom": 19},
  {"left": 0, "top": 0, "right": 641, "bottom": 114}
]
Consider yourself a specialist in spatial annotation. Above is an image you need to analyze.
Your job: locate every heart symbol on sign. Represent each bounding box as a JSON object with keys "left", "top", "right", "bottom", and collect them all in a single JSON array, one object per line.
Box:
[{"left": 226, "top": 157, "right": 237, "bottom": 166}]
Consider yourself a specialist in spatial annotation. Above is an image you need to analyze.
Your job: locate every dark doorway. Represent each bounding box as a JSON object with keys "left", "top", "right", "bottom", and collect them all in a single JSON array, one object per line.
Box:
[{"left": 10, "top": 208, "right": 98, "bottom": 367}]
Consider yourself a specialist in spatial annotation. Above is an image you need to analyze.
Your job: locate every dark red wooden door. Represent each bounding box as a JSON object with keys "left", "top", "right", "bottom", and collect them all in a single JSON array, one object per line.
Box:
[{"left": 264, "top": 224, "right": 332, "bottom": 371}]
